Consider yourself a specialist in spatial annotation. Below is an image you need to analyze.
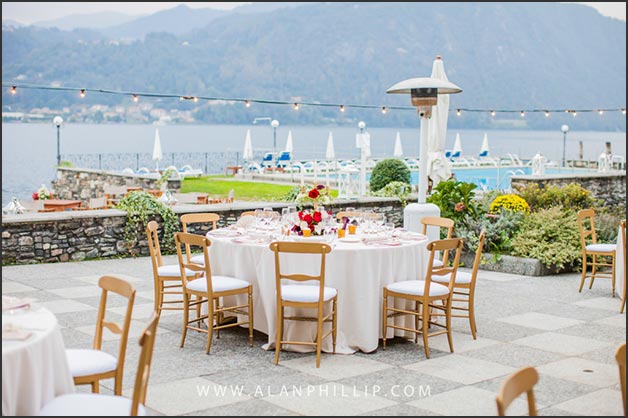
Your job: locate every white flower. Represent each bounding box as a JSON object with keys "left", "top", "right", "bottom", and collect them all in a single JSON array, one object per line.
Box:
[
  {"left": 314, "top": 224, "right": 323, "bottom": 235},
  {"left": 300, "top": 221, "right": 308, "bottom": 230}
]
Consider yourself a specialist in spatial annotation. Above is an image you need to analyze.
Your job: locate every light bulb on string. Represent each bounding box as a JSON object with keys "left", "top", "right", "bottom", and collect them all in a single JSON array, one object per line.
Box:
[
  {"left": 192, "top": 97, "right": 199, "bottom": 103},
  {"left": 80, "top": 89, "right": 86, "bottom": 98},
  {"left": 623, "top": 109, "right": 626, "bottom": 115},
  {"left": 490, "top": 110, "right": 496, "bottom": 117},
  {"left": 598, "top": 109, "right": 604, "bottom": 115},
  {"left": 293, "top": 103, "right": 300, "bottom": 111},
  {"left": 11, "top": 86, "right": 17, "bottom": 95},
  {"left": 572, "top": 111, "right": 577, "bottom": 117},
  {"left": 381, "top": 106, "right": 387, "bottom": 114},
  {"left": 545, "top": 111, "right": 551, "bottom": 117},
  {"left": 245, "top": 100, "right": 251, "bottom": 108},
  {"left": 520, "top": 111, "right": 525, "bottom": 117},
  {"left": 339, "top": 105, "right": 345, "bottom": 112},
  {"left": 456, "top": 109, "right": 461, "bottom": 116},
  {"left": 132, "top": 94, "right": 139, "bottom": 102}
]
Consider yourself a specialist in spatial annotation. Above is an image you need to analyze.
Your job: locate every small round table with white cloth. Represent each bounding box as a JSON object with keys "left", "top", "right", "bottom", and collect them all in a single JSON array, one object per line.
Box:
[
  {"left": 2, "top": 305, "right": 75, "bottom": 416},
  {"left": 206, "top": 229, "right": 429, "bottom": 354}
]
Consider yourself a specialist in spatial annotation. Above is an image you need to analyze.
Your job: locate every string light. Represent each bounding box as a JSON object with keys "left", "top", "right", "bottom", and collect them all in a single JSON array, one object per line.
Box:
[{"left": 2, "top": 82, "right": 625, "bottom": 118}]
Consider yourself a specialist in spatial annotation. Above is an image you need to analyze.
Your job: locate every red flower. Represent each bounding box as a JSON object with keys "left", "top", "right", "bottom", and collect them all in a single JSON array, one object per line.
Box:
[
  {"left": 313, "top": 211, "right": 322, "bottom": 223},
  {"left": 303, "top": 214, "right": 313, "bottom": 224},
  {"left": 316, "top": 184, "right": 325, "bottom": 190},
  {"left": 298, "top": 211, "right": 304, "bottom": 220},
  {"left": 308, "top": 189, "right": 320, "bottom": 199},
  {"left": 32, "top": 192, "right": 39, "bottom": 200}
]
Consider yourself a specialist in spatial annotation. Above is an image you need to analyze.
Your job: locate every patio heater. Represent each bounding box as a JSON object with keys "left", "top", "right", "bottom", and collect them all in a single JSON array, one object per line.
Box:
[
  {"left": 386, "top": 77, "right": 462, "bottom": 235},
  {"left": 53, "top": 116, "right": 63, "bottom": 166}
]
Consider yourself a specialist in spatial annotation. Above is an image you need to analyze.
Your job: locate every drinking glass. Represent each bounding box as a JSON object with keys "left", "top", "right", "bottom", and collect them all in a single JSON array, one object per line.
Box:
[
  {"left": 263, "top": 207, "right": 273, "bottom": 226},
  {"left": 385, "top": 222, "right": 395, "bottom": 236},
  {"left": 254, "top": 208, "right": 264, "bottom": 229}
]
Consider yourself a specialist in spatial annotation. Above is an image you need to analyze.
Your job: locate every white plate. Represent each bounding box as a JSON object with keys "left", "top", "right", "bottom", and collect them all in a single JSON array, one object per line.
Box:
[
  {"left": 292, "top": 235, "right": 327, "bottom": 242},
  {"left": 338, "top": 236, "right": 361, "bottom": 243}
]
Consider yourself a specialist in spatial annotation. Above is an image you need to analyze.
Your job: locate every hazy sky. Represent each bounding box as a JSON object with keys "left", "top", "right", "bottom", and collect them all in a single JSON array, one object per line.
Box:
[{"left": 2, "top": 2, "right": 626, "bottom": 24}]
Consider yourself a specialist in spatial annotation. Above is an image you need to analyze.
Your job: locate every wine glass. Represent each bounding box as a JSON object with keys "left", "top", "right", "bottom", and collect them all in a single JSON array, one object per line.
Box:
[
  {"left": 254, "top": 208, "right": 264, "bottom": 229},
  {"left": 263, "top": 207, "right": 273, "bottom": 227}
]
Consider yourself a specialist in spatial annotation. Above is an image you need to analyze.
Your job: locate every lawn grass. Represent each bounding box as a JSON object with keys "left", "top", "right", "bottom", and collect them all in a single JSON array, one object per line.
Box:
[{"left": 181, "top": 176, "right": 295, "bottom": 201}]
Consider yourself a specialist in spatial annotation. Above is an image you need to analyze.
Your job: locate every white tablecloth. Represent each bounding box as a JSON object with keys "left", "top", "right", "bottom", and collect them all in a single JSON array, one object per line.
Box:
[
  {"left": 617, "top": 225, "right": 625, "bottom": 297},
  {"left": 2, "top": 307, "right": 75, "bottom": 416},
  {"left": 208, "top": 233, "right": 429, "bottom": 353}
]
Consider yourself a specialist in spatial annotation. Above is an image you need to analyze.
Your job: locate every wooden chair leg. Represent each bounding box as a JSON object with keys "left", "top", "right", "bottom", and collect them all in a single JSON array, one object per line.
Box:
[
  {"left": 415, "top": 300, "right": 421, "bottom": 343},
  {"left": 469, "top": 294, "right": 478, "bottom": 340},
  {"left": 205, "top": 305, "right": 214, "bottom": 354},
  {"left": 578, "top": 255, "right": 587, "bottom": 292},
  {"left": 589, "top": 255, "right": 597, "bottom": 289},
  {"left": 382, "top": 290, "right": 388, "bottom": 350},
  {"left": 214, "top": 298, "right": 220, "bottom": 339},
  {"left": 114, "top": 373, "right": 122, "bottom": 396},
  {"left": 332, "top": 297, "right": 337, "bottom": 354},
  {"left": 248, "top": 286, "right": 254, "bottom": 347},
  {"left": 274, "top": 306, "right": 284, "bottom": 365},
  {"left": 445, "top": 299, "right": 454, "bottom": 353},
  {"left": 422, "top": 303, "right": 431, "bottom": 359},
  {"left": 315, "top": 313, "right": 324, "bottom": 368},
  {"left": 91, "top": 381, "right": 99, "bottom": 394},
  {"left": 180, "top": 293, "right": 189, "bottom": 348},
  {"left": 154, "top": 280, "right": 161, "bottom": 315},
  {"left": 611, "top": 256, "right": 616, "bottom": 297}
]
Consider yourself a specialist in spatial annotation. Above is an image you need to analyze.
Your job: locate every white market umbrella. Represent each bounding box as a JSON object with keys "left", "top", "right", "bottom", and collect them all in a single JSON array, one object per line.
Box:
[
  {"left": 426, "top": 56, "right": 453, "bottom": 186},
  {"left": 453, "top": 133, "right": 463, "bottom": 155},
  {"left": 285, "top": 130, "right": 294, "bottom": 153},
  {"left": 393, "top": 131, "right": 403, "bottom": 158},
  {"left": 480, "top": 133, "right": 490, "bottom": 156},
  {"left": 243, "top": 129, "right": 254, "bottom": 161},
  {"left": 325, "top": 132, "right": 336, "bottom": 160},
  {"left": 152, "top": 128, "right": 163, "bottom": 171}
]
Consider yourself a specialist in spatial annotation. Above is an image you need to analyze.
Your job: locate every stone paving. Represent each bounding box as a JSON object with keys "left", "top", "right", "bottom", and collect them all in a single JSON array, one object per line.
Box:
[{"left": 2, "top": 257, "right": 625, "bottom": 416}]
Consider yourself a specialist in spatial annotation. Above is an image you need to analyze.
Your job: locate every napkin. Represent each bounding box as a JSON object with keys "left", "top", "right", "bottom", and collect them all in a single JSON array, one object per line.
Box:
[
  {"left": 361, "top": 235, "right": 390, "bottom": 244},
  {"left": 2, "top": 296, "right": 30, "bottom": 311},
  {"left": 399, "top": 232, "right": 427, "bottom": 241},
  {"left": 2, "top": 326, "right": 32, "bottom": 341},
  {"left": 208, "top": 229, "right": 240, "bottom": 237}
]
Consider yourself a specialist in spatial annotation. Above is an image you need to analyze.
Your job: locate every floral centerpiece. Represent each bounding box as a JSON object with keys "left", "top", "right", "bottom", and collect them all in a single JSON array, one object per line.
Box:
[
  {"left": 294, "top": 184, "right": 333, "bottom": 208},
  {"left": 291, "top": 209, "right": 332, "bottom": 236},
  {"left": 32, "top": 184, "right": 51, "bottom": 200}
]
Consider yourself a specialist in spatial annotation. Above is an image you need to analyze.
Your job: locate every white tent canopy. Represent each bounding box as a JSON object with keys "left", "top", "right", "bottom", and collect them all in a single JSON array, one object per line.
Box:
[
  {"left": 426, "top": 56, "right": 453, "bottom": 186},
  {"left": 152, "top": 128, "right": 163, "bottom": 171},
  {"left": 243, "top": 129, "right": 253, "bottom": 161},
  {"left": 453, "top": 132, "right": 463, "bottom": 154},
  {"left": 325, "top": 132, "right": 335, "bottom": 160},
  {"left": 393, "top": 131, "right": 403, "bottom": 158},
  {"left": 285, "top": 130, "right": 293, "bottom": 153}
]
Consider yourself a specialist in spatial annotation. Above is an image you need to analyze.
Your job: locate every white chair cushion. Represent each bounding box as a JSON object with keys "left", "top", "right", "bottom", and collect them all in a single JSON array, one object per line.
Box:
[
  {"left": 38, "top": 393, "right": 146, "bottom": 416},
  {"left": 585, "top": 243, "right": 616, "bottom": 253},
  {"left": 158, "top": 264, "right": 196, "bottom": 277},
  {"left": 66, "top": 349, "right": 117, "bottom": 377},
  {"left": 432, "top": 259, "right": 444, "bottom": 268},
  {"left": 186, "top": 276, "right": 249, "bottom": 293},
  {"left": 432, "top": 271, "right": 472, "bottom": 284},
  {"left": 190, "top": 254, "right": 205, "bottom": 265},
  {"left": 281, "top": 285, "right": 337, "bottom": 303},
  {"left": 386, "top": 280, "right": 450, "bottom": 297}
]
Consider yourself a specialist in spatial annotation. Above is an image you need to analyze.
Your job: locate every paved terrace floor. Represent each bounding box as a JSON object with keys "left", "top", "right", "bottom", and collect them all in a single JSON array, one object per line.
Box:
[{"left": 2, "top": 257, "right": 625, "bottom": 416}]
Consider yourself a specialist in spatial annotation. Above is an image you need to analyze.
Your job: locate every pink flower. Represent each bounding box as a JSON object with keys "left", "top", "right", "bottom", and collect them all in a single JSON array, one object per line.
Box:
[{"left": 454, "top": 202, "right": 466, "bottom": 212}]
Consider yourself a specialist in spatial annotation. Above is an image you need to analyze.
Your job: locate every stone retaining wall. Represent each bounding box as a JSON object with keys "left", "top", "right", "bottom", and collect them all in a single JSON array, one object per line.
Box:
[
  {"left": 511, "top": 171, "right": 626, "bottom": 206},
  {"left": 1, "top": 197, "right": 404, "bottom": 265},
  {"left": 51, "top": 167, "right": 181, "bottom": 204}
]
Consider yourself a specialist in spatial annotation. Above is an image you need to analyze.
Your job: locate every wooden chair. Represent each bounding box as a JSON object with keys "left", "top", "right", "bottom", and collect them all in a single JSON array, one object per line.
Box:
[
  {"left": 432, "top": 230, "right": 486, "bottom": 339},
  {"left": 577, "top": 209, "right": 617, "bottom": 296},
  {"left": 240, "top": 211, "right": 257, "bottom": 218},
  {"left": 180, "top": 213, "right": 220, "bottom": 265},
  {"left": 65, "top": 275, "right": 135, "bottom": 395},
  {"left": 40, "top": 313, "right": 160, "bottom": 416},
  {"left": 421, "top": 216, "right": 454, "bottom": 268},
  {"left": 175, "top": 232, "right": 253, "bottom": 354},
  {"left": 269, "top": 241, "right": 337, "bottom": 368},
  {"left": 146, "top": 220, "right": 198, "bottom": 316},
  {"left": 496, "top": 366, "right": 539, "bottom": 416},
  {"left": 621, "top": 220, "right": 626, "bottom": 314},
  {"left": 617, "top": 342, "right": 627, "bottom": 415},
  {"left": 383, "top": 238, "right": 463, "bottom": 358}
]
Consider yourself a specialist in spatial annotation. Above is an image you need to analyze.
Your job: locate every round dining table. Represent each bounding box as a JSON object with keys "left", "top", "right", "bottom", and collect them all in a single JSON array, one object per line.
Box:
[
  {"left": 2, "top": 305, "right": 75, "bottom": 416},
  {"left": 207, "top": 229, "right": 429, "bottom": 354}
]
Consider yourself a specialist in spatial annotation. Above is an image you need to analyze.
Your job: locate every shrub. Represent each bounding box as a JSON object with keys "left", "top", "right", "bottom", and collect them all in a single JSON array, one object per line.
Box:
[
  {"left": 457, "top": 209, "right": 525, "bottom": 255},
  {"left": 489, "top": 194, "right": 530, "bottom": 214},
  {"left": 371, "top": 181, "right": 412, "bottom": 207},
  {"left": 594, "top": 205, "right": 625, "bottom": 243},
  {"left": 511, "top": 207, "right": 581, "bottom": 272},
  {"left": 427, "top": 180, "right": 481, "bottom": 230},
  {"left": 514, "top": 183, "right": 597, "bottom": 211},
  {"left": 369, "top": 159, "right": 411, "bottom": 192}
]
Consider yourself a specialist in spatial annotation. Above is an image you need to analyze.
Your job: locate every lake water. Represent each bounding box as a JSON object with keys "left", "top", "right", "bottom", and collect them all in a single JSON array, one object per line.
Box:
[{"left": 2, "top": 123, "right": 625, "bottom": 205}]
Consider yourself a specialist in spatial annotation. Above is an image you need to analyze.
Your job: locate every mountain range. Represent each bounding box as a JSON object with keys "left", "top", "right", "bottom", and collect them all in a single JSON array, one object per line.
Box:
[{"left": 2, "top": 2, "right": 626, "bottom": 130}]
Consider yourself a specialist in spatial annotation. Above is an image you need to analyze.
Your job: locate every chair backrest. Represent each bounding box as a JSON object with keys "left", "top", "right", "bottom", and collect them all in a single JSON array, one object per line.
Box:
[
  {"left": 180, "top": 213, "right": 220, "bottom": 263},
  {"left": 422, "top": 217, "right": 455, "bottom": 265},
  {"left": 240, "top": 211, "right": 257, "bottom": 218},
  {"left": 174, "top": 232, "right": 213, "bottom": 292},
  {"left": 577, "top": 208, "right": 597, "bottom": 248},
  {"left": 424, "top": 238, "right": 463, "bottom": 294},
  {"left": 94, "top": 276, "right": 136, "bottom": 388},
  {"left": 130, "top": 312, "right": 160, "bottom": 416},
  {"left": 496, "top": 366, "right": 539, "bottom": 416},
  {"left": 335, "top": 211, "right": 377, "bottom": 221},
  {"left": 617, "top": 342, "right": 627, "bottom": 416},
  {"left": 269, "top": 242, "right": 332, "bottom": 308},
  {"left": 146, "top": 221, "right": 163, "bottom": 271},
  {"left": 469, "top": 230, "right": 487, "bottom": 289}
]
